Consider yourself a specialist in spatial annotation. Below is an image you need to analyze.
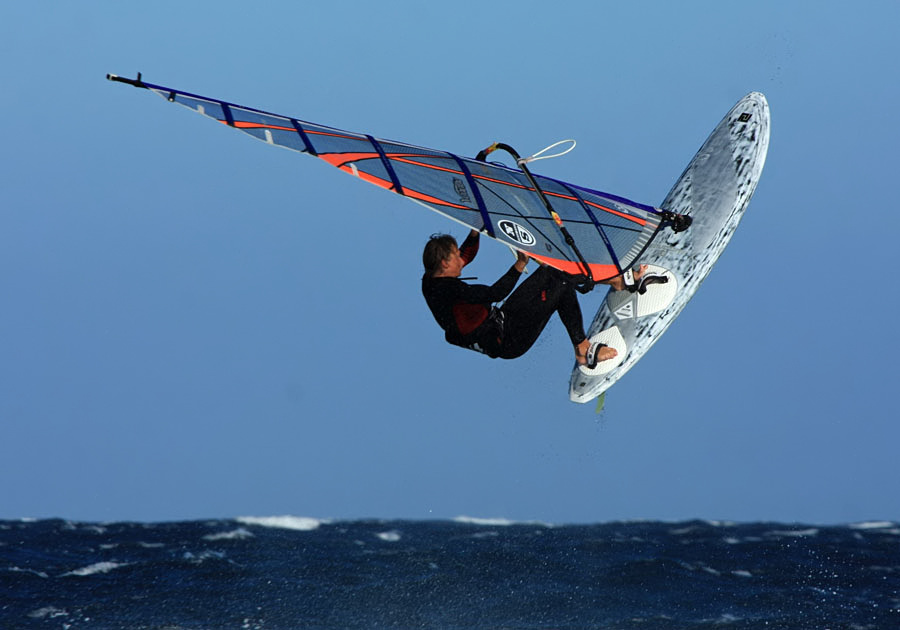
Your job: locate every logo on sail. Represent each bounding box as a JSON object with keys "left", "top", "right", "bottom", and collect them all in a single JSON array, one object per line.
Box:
[
  {"left": 498, "top": 220, "right": 536, "bottom": 246},
  {"left": 452, "top": 178, "right": 471, "bottom": 204}
]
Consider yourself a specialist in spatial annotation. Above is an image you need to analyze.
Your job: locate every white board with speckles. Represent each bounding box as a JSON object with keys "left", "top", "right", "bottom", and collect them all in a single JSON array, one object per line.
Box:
[{"left": 569, "top": 92, "right": 770, "bottom": 403}]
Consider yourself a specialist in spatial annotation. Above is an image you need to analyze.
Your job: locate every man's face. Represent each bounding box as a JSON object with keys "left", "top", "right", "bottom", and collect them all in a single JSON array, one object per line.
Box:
[{"left": 441, "top": 245, "right": 465, "bottom": 277}]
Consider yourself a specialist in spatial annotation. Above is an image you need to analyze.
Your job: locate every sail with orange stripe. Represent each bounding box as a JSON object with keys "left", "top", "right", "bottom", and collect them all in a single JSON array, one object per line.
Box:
[{"left": 108, "top": 74, "right": 664, "bottom": 282}]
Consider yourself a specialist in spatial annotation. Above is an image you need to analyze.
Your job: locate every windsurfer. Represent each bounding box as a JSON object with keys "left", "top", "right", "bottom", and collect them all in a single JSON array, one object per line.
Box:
[{"left": 421, "top": 230, "right": 644, "bottom": 365}]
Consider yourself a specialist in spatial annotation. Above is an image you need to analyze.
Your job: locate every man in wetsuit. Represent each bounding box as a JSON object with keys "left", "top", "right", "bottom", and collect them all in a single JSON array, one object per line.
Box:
[{"left": 421, "top": 229, "right": 620, "bottom": 366}]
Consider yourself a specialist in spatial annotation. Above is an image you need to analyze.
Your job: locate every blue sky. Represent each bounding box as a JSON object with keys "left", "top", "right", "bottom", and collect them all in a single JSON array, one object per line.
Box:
[{"left": 2, "top": 1, "right": 898, "bottom": 525}]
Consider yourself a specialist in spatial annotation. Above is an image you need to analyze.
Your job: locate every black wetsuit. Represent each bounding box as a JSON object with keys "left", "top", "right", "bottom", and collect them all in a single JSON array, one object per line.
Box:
[{"left": 422, "top": 233, "right": 587, "bottom": 359}]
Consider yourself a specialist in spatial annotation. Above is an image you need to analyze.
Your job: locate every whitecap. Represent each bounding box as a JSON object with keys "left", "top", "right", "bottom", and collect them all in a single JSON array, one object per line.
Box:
[
  {"left": 376, "top": 530, "right": 401, "bottom": 542},
  {"left": 848, "top": 521, "right": 896, "bottom": 530},
  {"left": 28, "top": 606, "right": 69, "bottom": 619},
  {"left": 732, "top": 570, "right": 753, "bottom": 578},
  {"left": 453, "top": 516, "right": 516, "bottom": 526},
  {"left": 183, "top": 550, "right": 226, "bottom": 564},
  {"left": 669, "top": 526, "right": 699, "bottom": 535},
  {"left": 62, "top": 561, "right": 128, "bottom": 577},
  {"left": 236, "top": 516, "right": 322, "bottom": 531},
  {"left": 453, "top": 515, "right": 552, "bottom": 527},
  {"left": 8, "top": 566, "right": 49, "bottom": 578},
  {"left": 204, "top": 528, "right": 255, "bottom": 541},
  {"left": 766, "top": 528, "right": 819, "bottom": 537}
]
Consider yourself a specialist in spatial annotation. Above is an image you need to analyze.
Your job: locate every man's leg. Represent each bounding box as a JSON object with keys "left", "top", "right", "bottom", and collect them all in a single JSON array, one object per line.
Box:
[{"left": 498, "top": 267, "right": 587, "bottom": 359}]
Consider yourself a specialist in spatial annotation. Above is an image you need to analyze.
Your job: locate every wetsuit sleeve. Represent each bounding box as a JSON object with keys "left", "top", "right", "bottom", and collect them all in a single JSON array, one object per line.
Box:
[
  {"left": 458, "top": 231, "right": 480, "bottom": 265},
  {"left": 455, "top": 265, "right": 521, "bottom": 304}
]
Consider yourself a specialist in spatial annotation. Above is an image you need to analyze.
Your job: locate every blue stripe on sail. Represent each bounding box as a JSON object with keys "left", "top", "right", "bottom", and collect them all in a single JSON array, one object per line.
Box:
[
  {"left": 367, "top": 135, "right": 404, "bottom": 195},
  {"left": 451, "top": 155, "right": 493, "bottom": 237},
  {"left": 291, "top": 119, "right": 317, "bottom": 156},
  {"left": 221, "top": 103, "right": 235, "bottom": 127}
]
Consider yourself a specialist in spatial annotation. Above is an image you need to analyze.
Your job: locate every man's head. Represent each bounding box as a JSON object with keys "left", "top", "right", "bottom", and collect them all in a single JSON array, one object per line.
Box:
[{"left": 423, "top": 234, "right": 463, "bottom": 277}]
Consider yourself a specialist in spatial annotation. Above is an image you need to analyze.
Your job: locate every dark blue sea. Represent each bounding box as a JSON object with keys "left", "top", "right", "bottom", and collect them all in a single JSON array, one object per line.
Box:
[{"left": 2, "top": 517, "right": 898, "bottom": 629}]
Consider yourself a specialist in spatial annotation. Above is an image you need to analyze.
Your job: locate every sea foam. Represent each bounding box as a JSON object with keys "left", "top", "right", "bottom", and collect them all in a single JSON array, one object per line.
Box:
[
  {"left": 62, "top": 561, "right": 128, "bottom": 577},
  {"left": 848, "top": 521, "right": 896, "bottom": 530},
  {"left": 204, "top": 527, "right": 255, "bottom": 541},
  {"left": 453, "top": 516, "right": 552, "bottom": 527},
  {"left": 766, "top": 528, "right": 819, "bottom": 537},
  {"left": 236, "top": 516, "right": 322, "bottom": 531},
  {"left": 376, "top": 530, "right": 401, "bottom": 542}
]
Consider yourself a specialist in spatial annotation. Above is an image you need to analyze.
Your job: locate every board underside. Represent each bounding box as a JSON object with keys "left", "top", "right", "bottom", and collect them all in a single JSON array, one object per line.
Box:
[{"left": 569, "top": 92, "right": 770, "bottom": 403}]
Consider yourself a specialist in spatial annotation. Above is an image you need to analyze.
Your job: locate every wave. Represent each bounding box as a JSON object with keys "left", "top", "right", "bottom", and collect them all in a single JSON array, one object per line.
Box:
[
  {"left": 7, "top": 566, "right": 49, "bottom": 578},
  {"left": 376, "top": 530, "right": 401, "bottom": 542},
  {"left": 203, "top": 527, "right": 255, "bottom": 541},
  {"left": 453, "top": 516, "right": 553, "bottom": 527},
  {"left": 28, "top": 606, "right": 69, "bottom": 620},
  {"left": 765, "top": 528, "right": 820, "bottom": 537},
  {"left": 848, "top": 521, "right": 897, "bottom": 530},
  {"left": 235, "top": 516, "right": 323, "bottom": 531},
  {"left": 61, "top": 561, "right": 129, "bottom": 577}
]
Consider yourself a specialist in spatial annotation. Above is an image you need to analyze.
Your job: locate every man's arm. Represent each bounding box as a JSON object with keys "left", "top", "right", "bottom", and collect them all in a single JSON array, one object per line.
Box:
[
  {"left": 454, "top": 263, "right": 522, "bottom": 305},
  {"left": 459, "top": 229, "right": 480, "bottom": 266},
  {"left": 512, "top": 249, "right": 528, "bottom": 274}
]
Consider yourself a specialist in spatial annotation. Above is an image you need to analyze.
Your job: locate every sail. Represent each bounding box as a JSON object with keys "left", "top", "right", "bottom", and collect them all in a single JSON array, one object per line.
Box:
[{"left": 108, "top": 75, "right": 663, "bottom": 281}]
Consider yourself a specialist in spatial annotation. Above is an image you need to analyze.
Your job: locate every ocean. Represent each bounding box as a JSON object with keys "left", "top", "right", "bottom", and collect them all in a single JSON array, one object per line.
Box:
[{"left": 2, "top": 517, "right": 898, "bottom": 629}]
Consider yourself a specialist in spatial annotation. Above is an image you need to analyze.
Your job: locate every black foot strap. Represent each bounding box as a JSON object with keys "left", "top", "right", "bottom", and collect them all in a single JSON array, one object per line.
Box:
[
  {"left": 660, "top": 210, "right": 693, "bottom": 233},
  {"left": 585, "top": 341, "right": 608, "bottom": 369},
  {"left": 627, "top": 273, "right": 670, "bottom": 295}
]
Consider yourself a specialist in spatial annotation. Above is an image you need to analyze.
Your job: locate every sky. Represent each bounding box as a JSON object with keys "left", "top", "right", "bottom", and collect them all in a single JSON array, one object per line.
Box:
[{"left": 2, "top": 1, "right": 898, "bottom": 526}]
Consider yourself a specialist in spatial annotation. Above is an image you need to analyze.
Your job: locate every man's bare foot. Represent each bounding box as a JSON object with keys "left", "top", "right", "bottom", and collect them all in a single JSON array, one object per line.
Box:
[
  {"left": 606, "top": 264, "right": 648, "bottom": 292},
  {"left": 575, "top": 340, "right": 618, "bottom": 366},
  {"left": 592, "top": 346, "right": 618, "bottom": 364}
]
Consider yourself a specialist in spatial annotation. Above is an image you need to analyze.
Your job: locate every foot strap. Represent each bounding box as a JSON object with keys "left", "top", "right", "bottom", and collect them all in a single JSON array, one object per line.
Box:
[
  {"left": 627, "top": 273, "right": 669, "bottom": 295},
  {"left": 661, "top": 210, "right": 693, "bottom": 233},
  {"left": 585, "top": 341, "right": 608, "bottom": 369}
]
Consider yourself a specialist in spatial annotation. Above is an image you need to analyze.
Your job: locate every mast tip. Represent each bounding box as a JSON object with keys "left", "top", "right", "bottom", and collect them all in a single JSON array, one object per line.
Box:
[{"left": 106, "top": 72, "right": 146, "bottom": 88}]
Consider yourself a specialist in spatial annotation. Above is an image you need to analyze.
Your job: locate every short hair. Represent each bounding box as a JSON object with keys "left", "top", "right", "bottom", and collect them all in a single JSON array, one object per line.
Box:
[{"left": 422, "top": 233, "right": 458, "bottom": 277}]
